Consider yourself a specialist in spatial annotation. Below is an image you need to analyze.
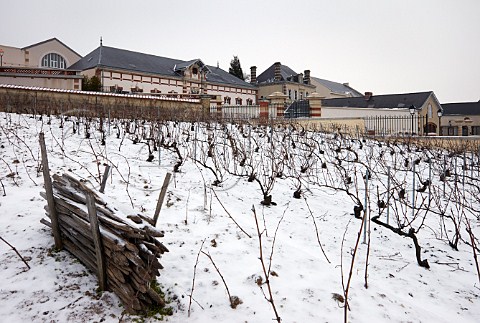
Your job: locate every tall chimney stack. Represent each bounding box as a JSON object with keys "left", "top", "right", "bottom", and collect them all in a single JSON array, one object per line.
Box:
[
  {"left": 274, "top": 62, "right": 281, "bottom": 82},
  {"left": 250, "top": 66, "right": 257, "bottom": 84},
  {"left": 303, "top": 70, "right": 310, "bottom": 85},
  {"left": 304, "top": 70, "right": 311, "bottom": 85},
  {"left": 298, "top": 73, "right": 303, "bottom": 84}
]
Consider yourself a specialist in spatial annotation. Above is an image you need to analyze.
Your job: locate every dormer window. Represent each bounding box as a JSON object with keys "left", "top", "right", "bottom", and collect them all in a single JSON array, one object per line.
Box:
[
  {"left": 192, "top": 67, "right": 198, "bottom": 75},
  {"left": 41, "top": 53, "right": 66, "bottom": 69}
]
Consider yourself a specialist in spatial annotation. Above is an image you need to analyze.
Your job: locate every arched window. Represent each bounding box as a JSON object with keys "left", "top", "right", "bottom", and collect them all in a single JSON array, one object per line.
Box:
[{"left": 41, "top": 53, "right": 67, "bottom": 69}]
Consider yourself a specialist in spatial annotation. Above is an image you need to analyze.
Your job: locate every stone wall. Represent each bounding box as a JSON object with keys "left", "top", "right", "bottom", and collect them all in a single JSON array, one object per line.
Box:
[{"left": 0, "top": 85, "right": 207, "bottom": 120}]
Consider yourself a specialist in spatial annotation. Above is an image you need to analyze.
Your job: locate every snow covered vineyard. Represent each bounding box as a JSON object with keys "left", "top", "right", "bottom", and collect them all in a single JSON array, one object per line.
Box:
[{"left": 1, "top": 111, "right": 480, "bottom": 323}]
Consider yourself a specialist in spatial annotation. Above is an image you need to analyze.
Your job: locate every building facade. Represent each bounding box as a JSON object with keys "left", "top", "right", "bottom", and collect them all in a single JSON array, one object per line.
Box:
[
  {"left": 251, "top": 62, "right": 362, "bottom": 103},
  {"left": 440, "top": 102, "right": 480, "bottom": 136},
  {"left": 321, "top": 91, "right": 443, "bottom": 136},
  {"left": 69, "top": 44, "right": 257, "bottom": 106},
  {"left": 0, "top": 38, "right": 83, "bottom": 90},
  {"left": 252, "top": 62, "right": 316, "bottom": 103}
]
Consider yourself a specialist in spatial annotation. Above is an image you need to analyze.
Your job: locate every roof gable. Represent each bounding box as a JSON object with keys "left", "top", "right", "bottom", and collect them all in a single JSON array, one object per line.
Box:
[
  {"left": 256, "top": 63, "right": 298, "bottom": 83},
  {"left": 174, "top": 59, "right": 210, "bottom": 73},
  {"left": 22, "top": 37, "right": 82, "bottom": 58}
]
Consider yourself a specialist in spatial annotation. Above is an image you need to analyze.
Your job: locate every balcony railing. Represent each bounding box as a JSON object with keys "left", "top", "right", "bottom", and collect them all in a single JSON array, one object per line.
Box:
[{"left": 0, "top": 66, "right": 80, "bottom": 76}]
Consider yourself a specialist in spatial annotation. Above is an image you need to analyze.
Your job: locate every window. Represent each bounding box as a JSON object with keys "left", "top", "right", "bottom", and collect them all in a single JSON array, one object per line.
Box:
[
  {"left": 288, "top": 89, "right": 292, "bottom": 99},
  {"left": 192, "top": 67, "right": 198, "bottom": 75},
  {"left": 191, "top": 87, "right": 199, "bottom": 94},
  {"left": 294, "top": 90, "right": 298, "bottom": 100},
  {"left": 235, "top": 98, "right": 243, "bottom": 105},
  {"left": 224, "top": 96, "right": 231, "bottom": 104},
  {"left": 427, "top": 104, "right": 432, "bottom": 118},
  {"left": 41, "top": 53, "right": 67, "bottom": 69},
  {"left": 246, "top": 98, "right": 253, "bottom": 105},
  {"left": 472, "top": 126, "right": 480, "bottom": 135},
  {"left": 447, "top": 127, "right": 458, "bottom": 136}
]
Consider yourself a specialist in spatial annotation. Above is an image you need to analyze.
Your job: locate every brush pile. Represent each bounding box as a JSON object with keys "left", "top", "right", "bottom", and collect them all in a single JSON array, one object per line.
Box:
[{"left": 41, "top": 173, "right": 168, "bottom": 314}]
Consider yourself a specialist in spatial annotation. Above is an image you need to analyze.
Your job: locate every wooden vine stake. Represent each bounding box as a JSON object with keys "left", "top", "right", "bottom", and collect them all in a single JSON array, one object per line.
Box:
[
  {"left": 39, "top": 132, "right": 63, "bottom": 250},
  {"left": 153, "top": 172, "right": 172, "bottom": 226},
  {"left": 86, "top": 192, "right": 107, "bottom": 291},
  {"left": 99, "top": 164, "right": 111, "bottom": 193}
]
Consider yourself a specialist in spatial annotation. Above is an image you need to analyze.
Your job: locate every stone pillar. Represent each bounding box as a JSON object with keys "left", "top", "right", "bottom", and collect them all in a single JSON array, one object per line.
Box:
[
  {"left": 259, "top": 100, "right": 269, "bottom": 120},
  {"left": 306, "top": 92, "right": 324, "bottom": 118},
  {"left": 200, "top": 95, "right": 211, "bottom": 111},
  {"left": 268, "top": 91, "right": 288, "bottom": 119}
]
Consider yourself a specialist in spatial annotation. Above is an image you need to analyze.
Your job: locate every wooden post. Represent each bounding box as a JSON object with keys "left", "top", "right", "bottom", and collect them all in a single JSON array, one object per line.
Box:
[
  {"left": 153, "top": 173, "right": 172, "bottom": 226},
  {"left": 412, "top": 162, "right": 416, "bottom": 219},
  {"left": 39, "top": 132, "right": 63, "bottom": 250},
  {"left": 386, "top": 166, "right": 390, "bottom": 225},
  {"left": 443, "top": 155, "right": 446, "bottom": 197},
  {"left": 99, "top": 164, "right": 111, "bottom": 193},
  {"left": 363, "top": 168, "right": 369, "bottom": 244},
  {"left": 86, "top": 192, "right": 107, "bottom": 291}
]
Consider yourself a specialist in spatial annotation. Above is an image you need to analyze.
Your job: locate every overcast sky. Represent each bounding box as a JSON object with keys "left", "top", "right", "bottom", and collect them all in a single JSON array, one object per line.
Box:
[{"left": 2, "top": 0, "right": 479, "bottom": 103}]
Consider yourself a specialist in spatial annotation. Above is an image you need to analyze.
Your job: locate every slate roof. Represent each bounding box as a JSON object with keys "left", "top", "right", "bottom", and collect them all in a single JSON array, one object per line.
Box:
[
  {"left": 256, "top": 63, "right": 299, "bottom": 83},
  {"left": 321, "top": 91, "right": 434, "bottom": 109},
  {"left": 311, "top": 77, "right": 362, "bottom": 97},
  {"left": 441, "top": 102, "right": 480, "bottom": 116},
  {"left": 68, "top": 46, "right": 254, "bottom": 88}
]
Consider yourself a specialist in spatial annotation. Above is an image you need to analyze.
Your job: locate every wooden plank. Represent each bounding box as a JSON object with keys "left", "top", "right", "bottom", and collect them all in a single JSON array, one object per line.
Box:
[
  {"left": 153, "top": 172, "right": 172, "bottom": 226},
  {"left": 86, "top": 192, "right": 107, "bottom": 291},
  {"left": 99, "top": 164, "right": 111, "bottom": 193},
  {"left": 39, "top": 132, "right": 63, "bottom": 250}
]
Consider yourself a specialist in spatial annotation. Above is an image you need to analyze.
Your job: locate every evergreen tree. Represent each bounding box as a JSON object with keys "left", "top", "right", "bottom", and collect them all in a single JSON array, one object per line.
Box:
[
  {"left": 229, "top": 56, "right": 244, "bottom": 80},
  {"left": 89, "top": 76, "right": 102, "bottom": 91},
  {"left": 82, "top": 75, "right": 102, "bottom": 92},
  {"left": 81, "top": 75, "right": 90, "bottom": 91}
]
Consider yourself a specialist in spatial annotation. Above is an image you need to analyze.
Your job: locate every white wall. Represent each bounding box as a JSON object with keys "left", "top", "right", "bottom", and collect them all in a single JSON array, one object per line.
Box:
[{"left": 321, "top": 106, "right": 410, "bottom": 118}]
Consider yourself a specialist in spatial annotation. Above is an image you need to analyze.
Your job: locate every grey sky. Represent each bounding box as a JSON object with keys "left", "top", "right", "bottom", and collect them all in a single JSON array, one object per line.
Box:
[{"left": 2, "top": 0, "right": 479, "bottom": 103}]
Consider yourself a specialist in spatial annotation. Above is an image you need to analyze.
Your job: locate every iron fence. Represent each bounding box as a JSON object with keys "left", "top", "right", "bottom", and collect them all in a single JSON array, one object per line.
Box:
[
  {"left": 284, "top": 100, "right": 310, "bottom": 118},
  {"left": 364, "top": 115, "right": 430, "bottom": 136},
  {"left": 209, "top": 104, "right": 285, "bottom": 122}
]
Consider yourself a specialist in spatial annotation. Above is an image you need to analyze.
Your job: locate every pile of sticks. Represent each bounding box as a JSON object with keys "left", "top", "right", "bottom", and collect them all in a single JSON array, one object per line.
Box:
[{"left": 41, "top": 173, "right": 169, "bottom": 314}]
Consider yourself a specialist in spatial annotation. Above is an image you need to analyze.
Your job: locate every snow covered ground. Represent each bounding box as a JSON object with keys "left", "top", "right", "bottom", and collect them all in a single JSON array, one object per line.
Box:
[{"left": 1, "top": 112, "right": 479, "bottom": 322}]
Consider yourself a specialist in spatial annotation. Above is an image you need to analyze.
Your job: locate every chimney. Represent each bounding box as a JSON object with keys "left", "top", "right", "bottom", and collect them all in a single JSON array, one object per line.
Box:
[
  {"left": 250, "top": 66, "right": 257, "bottom": 84},
  {"left": 304, "top": 70, "right": 311, "bottom": 85},
  {"left": 274, "top": 62, "right": 281, "bottom": 82},
  {"left": 365, "top": 92, "right": 373, "bottom": 100},
  {"left": 298, "top": 73, "right": 303, "bottom": 84},
  {"left": 343, "top": 82, "right": 349, "bottom": 87}
]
